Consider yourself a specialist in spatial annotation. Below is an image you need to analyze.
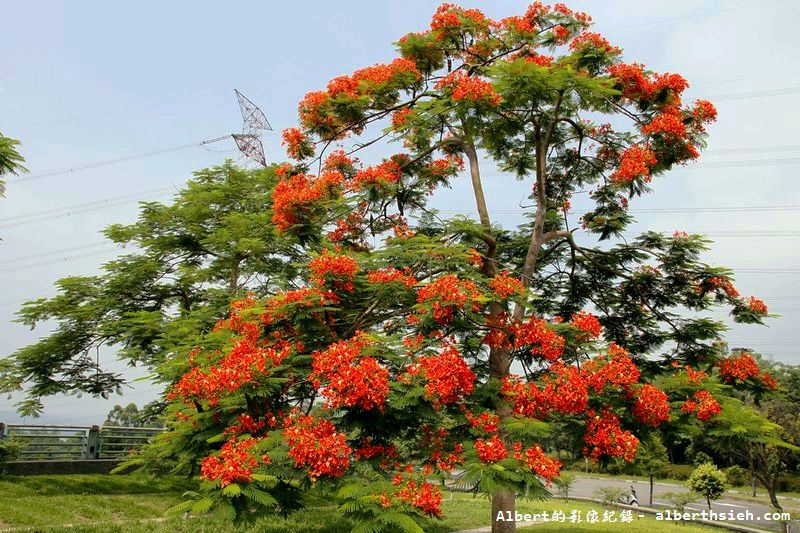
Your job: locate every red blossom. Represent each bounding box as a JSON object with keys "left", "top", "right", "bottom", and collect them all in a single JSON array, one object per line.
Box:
[
  {"left": 710, "top": 276, "right": 739, "bottom": 298},
  {"left": 309, "top": 250, "right": 359, "bottom": 292},
  {"left": 416, "top": 274, "right": 484, "bottom": 325},
  {"left": 283, "top": 414, "right": 352, "bottom": 480},
  {"left": 366, "top": 267, "right": 417, "bottom": 288},
  {"left": 571, "top": 311, "right": 602, "bottom": 338},
  {"left": 748, "top": 296, "right": 768, "bottom": 314},
  {"left": 488, "top": 271, "right": 525, "bottom": 299},
  {"left": 569, "top": 32, "right": 620, "bottom": 53},
  {"left": 435, "top": 71, "right": 501, "bottom": 105},
  {"left": 416, "top": 343, "right": 476, "bottom": 404},
  {"left": 718, "top": 352, "right": 761, "bottom": 384},
  {"left": 633, "top": 384, "right": 671, "bottom": 427},
  {"left": 610, "top": 145, "right": 657, "bottom": 184},
  {"left": 395, "top": 480, "right": 442, "bottom": 516},
  {"left": 281, "top": 127, "right": 313, "bottom": 159},
  {"left": 682, "top": 390, "right": 720, "bottom": 421},
  {"left": 310, "top": 335, "right": 389, "bottom": 411},
  {"left": 475, "top": 434, "right": 508, "bottom": 463},
  {"left": 524, "top": 444, "right": 562, "bottom": 481},
  {"left": 583, "top": 408, "right": 639, "bottom": 461},
  {"left": 201, "top": 437, "right": 264, "bottom": 487},
  {"left": 512, "top": 318, "right": 565, "bottom": 361}
]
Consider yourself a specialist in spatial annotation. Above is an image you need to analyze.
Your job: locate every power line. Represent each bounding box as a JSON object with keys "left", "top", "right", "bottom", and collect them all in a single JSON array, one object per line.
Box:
[
  {"left": 0, "top": 241, "right": 110, "bottom": 265},
  {"left": 9, "top": 135, "right": 230, "bottom": 184},
  {"left": 707, "top": 86, "right": 800, "bottom": 101},
  {"left": 598, "top": 0, "right": 778, "bottom": 31},
  {"left": 6, "top": 76, "right": 319, "bottom": 133},
  {"left": 0, "top": 188, "right": 175, "bottom": 229},
  {"left": 705, "top": 145, "right": 800, "bottom": 155}
]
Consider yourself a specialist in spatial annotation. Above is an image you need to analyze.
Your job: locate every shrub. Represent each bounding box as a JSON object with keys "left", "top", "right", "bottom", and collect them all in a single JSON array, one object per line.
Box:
[
  {"left": 594, "top": 486, "right": 627, "bottom": 505},
  {"left": 662, "top": 491, "right": 699, "bottom": 513},
  {"left": 0, "top": 438, "right": 26, "bottom": 475},
  {"left": 691, "top": 452, "right": 714, "bottom": 466},
  {"left": 687, "top": 463, "right": 727, "bottom": 510},
  {"left": 724, "top": 465, "right": 748, "bottom": 487}
]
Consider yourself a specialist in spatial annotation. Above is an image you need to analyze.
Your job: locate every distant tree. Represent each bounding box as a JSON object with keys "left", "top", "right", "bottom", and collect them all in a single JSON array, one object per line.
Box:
[
  {"left": 692, "top": 451, "right": 713, "bottom": 466},
  {"left": 553, "top": 472, "right": 577, "bottom": 501},
  {"left": 687, "top": 463, "right": 726, "bottom": 510},
  {"left": 634, "top": 437, "right": 669, "bottom": 505},
  {"left": 0, "top": 132, "right": 27, "bottom": 197},
  {"left": 662, "top": 491, "right": 698, "bottom": 515},
  {"left": 0, "top": 163, "right": 298, "bottom": 415},
  {"left": 104, "top": 401, "right": 164, "bottom": 427}
]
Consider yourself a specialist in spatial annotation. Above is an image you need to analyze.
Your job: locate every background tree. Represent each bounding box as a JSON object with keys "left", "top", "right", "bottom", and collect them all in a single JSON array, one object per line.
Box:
[
  {"left": 633, "top": 436, "right": 669, "bottom": 505},
  {"left": 687, "top": 462, "right": 726, "bottom": 510},
  {"left": 0, "top": 132, "right": 27, "bottom": 198},
  {"left": 0, "top": 162, "right": 299, "bottom": 415},
  {"left": 104, "top": 401, "right": 164, "bottom": 427}
]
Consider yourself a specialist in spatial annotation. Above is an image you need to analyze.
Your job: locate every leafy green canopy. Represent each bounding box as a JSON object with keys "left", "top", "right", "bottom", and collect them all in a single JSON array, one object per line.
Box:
[{"left": 1, "top": 163, "right": 300, "bottom": 415}]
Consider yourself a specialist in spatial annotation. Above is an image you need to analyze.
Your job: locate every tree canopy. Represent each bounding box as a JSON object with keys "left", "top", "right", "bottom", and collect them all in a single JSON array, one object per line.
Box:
[{"left": 2, "top": 4, "right": 784, "bottom": 533}]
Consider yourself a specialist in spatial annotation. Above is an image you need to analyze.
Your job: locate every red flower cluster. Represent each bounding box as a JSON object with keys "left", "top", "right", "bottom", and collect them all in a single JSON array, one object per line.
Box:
[
  {"left": 541, "top": 362, "right": 589, "bottom": 414},
  {"left": 610, "top": 145, "right": 657, "bottom": 184},
  {"left": 200, "top": 437, "right": 263, "bottom": 487},
  {"left": 415, "top": 344, "right": 476, "bottom": 404},
  {"left": 633, "top": 384, "right": 671, "bottom": 427},
  {"left": 475, "top": 434, "right": 508, "bottom": 463},
  {"left": 512, "top": 318, "right": 565, "bottom": 361},
  {"left": 718, "top": 352, "right": 774, "bottom": 389},
  {"left": 272, "top": 172, "right": 342, "bottom": 231},
  {"left": 685, "top": 366, "right": 708, "bottom": 385},
  {"left": 395, "top": 480, "right": 443, "bottom": 517},
  {"left": 427, "top": 155, "right": 464, "bottom": 177},
  {"left": 310, "top": 335, "right": 389, "bottom": 411},
  {"left": 608, "top": 63, "right": 688, "bottom": 106},
  {"left": 582, "top": 344, "right": 640, "bottom": 392},
  {"left": 524, "top": 444, "right": 562, "bottom": 481},
  {"left": 692, "top": 99, "right": 718, "bottom": 124},
  {"left": 309, "top": 250, "right": 359, "bottom": 292},
  {"left": 525, "top": 53, "right": 554, "bottom": 67},
  {"left": 169, "top": 324, "right": 291, "bottom": 405},
  {"left": 642, "top": 107, "right": 686, "bottom": 138},
  {"left": 583, "top": 409, "right": 639, "bottom": 461},
  {"left": 224, "top": 413, "right": 266, "bottom": 437},
  {"left": 435, "top": 71, "right": 501, "bottom": 105},
  {"left": 392, "top": 108, "right": 413, "bottom": 129},
  {"left": 748, "top": 296, "right": 768, "bottom": 314},
  {"left": 416, "top": 274, "right": 483, "bottom": 325},
  {"left": 569, "top": 32, "right": 620, "bottom": 53},
  {"left": 283, "top": 414, "right": 352, "bottom": 480},
  {"left": 350, "top": 160, "right": 403, "bottom": 191},
  {"left": 501, "top": 375, "right": 547, "bottom": 418},
  {"left": 261, "top": 287, "right": 328, "bottom": 326},
  {"left": 366, "top": 267, "right": 417, "bottom": 288},
  {"left": 466, "top": 410, "right": 500, "bottom": 434},
  {"left": 571, "top": 311, "right": 602, "bottom": 338},
  {"left": 681, "top": 390, "right": 720, "bottom": 421},
  {"left": 488, "top": 271, "right": 525, "bottom": 299},
  {"left": 710, "top": 276, "right": 739, "bottom": 298},
  {"left": 281, "top": 127, "right": 312, "bottom": 159},
  {"left": 327, "top": 58, "right": 421, "bottom": 98}
]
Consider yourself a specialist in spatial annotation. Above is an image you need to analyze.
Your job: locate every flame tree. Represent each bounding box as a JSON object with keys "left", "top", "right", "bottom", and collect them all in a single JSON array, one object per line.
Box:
[{"left": 135, "top": 4, "right": 776, "bottom": 532}]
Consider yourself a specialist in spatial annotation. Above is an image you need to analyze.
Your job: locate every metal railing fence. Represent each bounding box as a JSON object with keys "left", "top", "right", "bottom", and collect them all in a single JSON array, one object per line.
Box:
[{"left": 0, "top": 423, "right": 165, "bottom": 461}]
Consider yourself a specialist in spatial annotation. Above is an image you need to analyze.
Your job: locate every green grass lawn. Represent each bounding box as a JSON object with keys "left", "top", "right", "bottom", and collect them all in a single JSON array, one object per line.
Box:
[{"left": 0, "top": 474, "right": 724, "bottom": 532}]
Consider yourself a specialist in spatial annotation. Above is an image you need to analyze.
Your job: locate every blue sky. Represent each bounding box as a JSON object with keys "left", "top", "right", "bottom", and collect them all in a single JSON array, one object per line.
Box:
[{"left": 1, "top": 0, "right": 799, "bottom": 424}]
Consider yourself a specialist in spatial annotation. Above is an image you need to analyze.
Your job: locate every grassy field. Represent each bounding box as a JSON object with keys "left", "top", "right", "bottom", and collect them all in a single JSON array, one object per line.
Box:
[{"left": 0, "top": 474, "right": 722, "bottom": 532}]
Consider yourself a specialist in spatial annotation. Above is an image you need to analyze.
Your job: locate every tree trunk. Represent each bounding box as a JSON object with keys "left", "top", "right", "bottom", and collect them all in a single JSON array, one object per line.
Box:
[
  {"left": 749, "top": 449, "right": 757, "bottom": 497},
  {"left": 463, "top": 136, "right": 516, "bottom": 532},
  {"left": 765, "top": 484, "right": 788, "bottom": 533},
  {"left": 649, "top": 475, "right": 654, "bottom": 506},
  {"left": 706, "top": 495, "right": 711, "bottom": 510},
  {"left": 492, "top": 489, "right": 517, "bottom": 533}
]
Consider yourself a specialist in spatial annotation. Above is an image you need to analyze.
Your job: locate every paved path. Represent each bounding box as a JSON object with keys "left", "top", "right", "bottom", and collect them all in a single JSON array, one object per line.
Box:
[{"left": 564, "top": 476, "right": 796, "bottom": 531}]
